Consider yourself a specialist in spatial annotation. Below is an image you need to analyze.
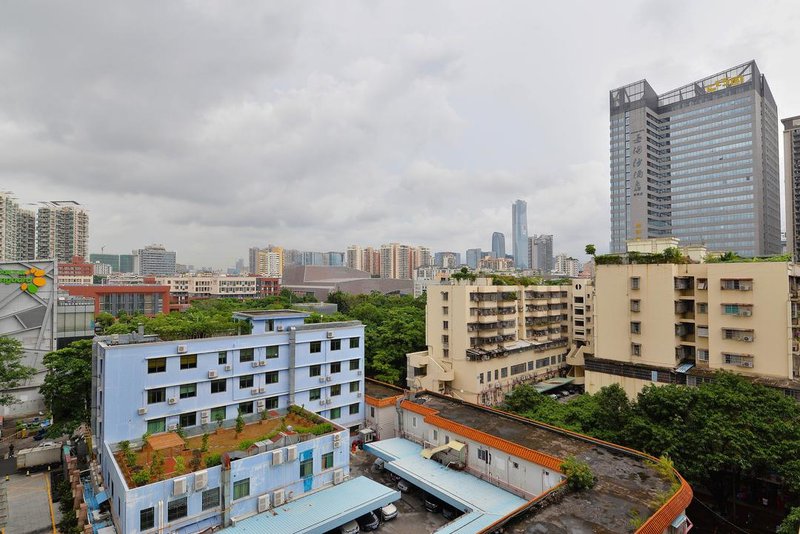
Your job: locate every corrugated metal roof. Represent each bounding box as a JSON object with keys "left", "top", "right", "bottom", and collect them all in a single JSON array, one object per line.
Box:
[{"left": 222, "top": 477, "right": 399, "bottom": 534}]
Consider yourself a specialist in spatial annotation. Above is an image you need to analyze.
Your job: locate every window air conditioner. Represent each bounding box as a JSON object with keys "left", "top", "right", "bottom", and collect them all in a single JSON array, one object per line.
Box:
[
  {"left": 137, "top": 407, "right": 147, "bottom": 415},
  {"left": 208, "top": 370, "right": 218, "bottom": 379},
  {"left": 225, "top": 364, "right": 232, "bottom": 371},
  {"left": 168, "top": 398, "right": 177, "bottom": 405},
  {"left": 326, "top": 331, "right": 335, "bottom": 339},
  {"left": 177, "top": 345, "right": 188, "bottom": 354}
]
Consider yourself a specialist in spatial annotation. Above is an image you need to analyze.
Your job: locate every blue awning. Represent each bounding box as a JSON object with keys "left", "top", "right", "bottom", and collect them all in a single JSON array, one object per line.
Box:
[{"left": 95, "top": 491, "right": 108, "bottom": 505}]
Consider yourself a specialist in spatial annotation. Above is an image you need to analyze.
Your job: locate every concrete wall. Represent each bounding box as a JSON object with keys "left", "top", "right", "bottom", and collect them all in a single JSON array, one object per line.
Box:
[{"left": 400, "top": 409, "right": 560, "bottom": 498}]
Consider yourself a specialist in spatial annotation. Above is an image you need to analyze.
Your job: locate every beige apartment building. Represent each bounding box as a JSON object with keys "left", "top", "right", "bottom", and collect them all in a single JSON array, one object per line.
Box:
[
  {"left": 407, "top": 277, "right": 576, "bottom": 405},
  {"left": 585, "top": 259, "right": 800, "bottom": 398}
]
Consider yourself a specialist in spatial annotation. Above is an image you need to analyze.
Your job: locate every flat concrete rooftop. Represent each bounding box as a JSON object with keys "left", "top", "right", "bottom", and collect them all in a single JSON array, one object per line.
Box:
[
  {"left": 412, "top": 393, "right": 675, "bottom": 533},
  {"left": 364, "top": 379, "right": 405, "bottom": 400},
  {"left": 233, "top": 309, "right": 309, "bottom": 318}
]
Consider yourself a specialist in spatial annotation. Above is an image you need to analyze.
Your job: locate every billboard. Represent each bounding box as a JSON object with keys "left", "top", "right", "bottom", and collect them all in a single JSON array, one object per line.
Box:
[{"left": 0, "top": 261, "right": 56, "bottom": 417}]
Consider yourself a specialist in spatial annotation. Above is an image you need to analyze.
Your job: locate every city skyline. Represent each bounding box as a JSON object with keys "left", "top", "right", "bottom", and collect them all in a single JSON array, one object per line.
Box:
[{"left": 2, "top": 3, "right": 800, "bottom": 268}]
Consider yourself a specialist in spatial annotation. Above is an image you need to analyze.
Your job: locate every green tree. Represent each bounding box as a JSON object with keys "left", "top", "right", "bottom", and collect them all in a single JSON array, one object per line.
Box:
[
  {"left": 584, "top": 244, "right": 596, "bottom": 257},
  {"left": 0, "top": 337, "right": 35, "bottom": 405},
  {"left": 39, "top": 340, "right": 92, "bottom": 435},
  {"left": 95, "top": 312, "right": 116, "bottom": 333},
  {"left": 235, "top": 410, "right": 245, "bottom": 436},
  {"left": 778, "top": 506, "right": 800, "bottom": 534},
  {"left": 561, "top": 456, "right": 595, "bottom": 490}
]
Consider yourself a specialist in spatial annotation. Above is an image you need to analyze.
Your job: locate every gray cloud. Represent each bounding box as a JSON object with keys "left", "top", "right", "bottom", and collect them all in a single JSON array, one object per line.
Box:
[{"left": 1, "top": 1, "right": 799, "bottom": 267}]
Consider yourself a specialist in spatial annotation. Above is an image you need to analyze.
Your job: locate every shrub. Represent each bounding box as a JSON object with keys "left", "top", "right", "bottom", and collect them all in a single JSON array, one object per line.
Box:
[
  {"left": 560, "top": 456, "right": 595, "bottom": 491},
  {"left": 201, "top": 433, "right": 210, "bottom": 453},
  {"left": 205, "top": 453, "right": 222, "bottom": 468},
  {"left": 235, "top": 411, "right": 245, "bottom": 436},
  {"left": 238, "top": 439, "right": 256, "bottom": 451},
  {"left": 132, "top": 469, "right": 151, "bottom": 487}
]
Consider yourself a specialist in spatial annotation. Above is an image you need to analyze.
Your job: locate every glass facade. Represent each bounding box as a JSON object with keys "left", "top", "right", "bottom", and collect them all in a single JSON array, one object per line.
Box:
[{"left": 609, "top": 61, "right": 780, "bottom": 256}]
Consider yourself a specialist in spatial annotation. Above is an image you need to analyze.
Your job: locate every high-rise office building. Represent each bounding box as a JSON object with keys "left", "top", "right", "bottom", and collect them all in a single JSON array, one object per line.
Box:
[
  {"left": 133, "top": 244, "right": 177, "bottom": 276},
  {"left": 783, "top": 115, "right": 800, "bottom": 260},
  {"left": 609, "top": 61, "right": 780, "bottom": 256},
  {"left": 530, "top": 234, "right": 554, "bottom": 274},
  {"left": 465, "top": 248, "right": 482, "bottom": 269},
  {"left": 491, "top": 232, "right": 506, "bottom": 259},
  {"left": 36, "top": 201, "right": 89, "bottom": 262},
  {"left": 512, "top": 200, "right": 529, "bottom": 268}
]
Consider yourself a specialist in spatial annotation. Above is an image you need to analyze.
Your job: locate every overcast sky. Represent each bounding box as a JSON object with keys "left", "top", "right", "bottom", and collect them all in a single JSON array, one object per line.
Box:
[{"left": 2, "top": 1, "right": 799, "bottom": 268}]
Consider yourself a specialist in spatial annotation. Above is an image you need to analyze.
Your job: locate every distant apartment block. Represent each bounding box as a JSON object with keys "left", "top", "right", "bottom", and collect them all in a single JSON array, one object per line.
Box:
[
  {"left": 553, "top": 254, "right": 580, "bottom": 277},
  {"left": 610, "top": 61, "right": 780, "bottom": 256},
  {"left": 407, "top": 277, "right": 573, "bottom": 405},
  {"left": 37, "top": 200, "right": 89, "bottom": 262},
  {"left": 346, "top": 246, "right": 381, "bottom": 276},
  {"left": 379, "top": 243, "right": 431, "bottom": 280},
  {"left": 412, "top": 266, "right": 458, "bottom": 298},
  {"left": 156, "top": 274, "right": 280, "bottom": 311},
  {"left": 133, "top": 245, "right": 177, "bottom": 276},
  {"left": 433, "top": 251, "right": 461, "bottom": 268},
  {"left": 249, "top": 246, "right": 283, "bottom": 277},
  {"left": 530, "top": 234, "right": 554, "bottom": 274},
  {"left": 477, "top": 256, "right": 514, "bottom": 271},
  {"left": 784, "top": 115, "right": 800, "bottom": 260},
  {"left": 465, "top": 248, "right": 482, "bottom": 269}
]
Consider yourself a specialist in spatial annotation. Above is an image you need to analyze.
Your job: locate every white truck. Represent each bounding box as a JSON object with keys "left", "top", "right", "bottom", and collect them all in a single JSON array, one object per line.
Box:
[{"left": 16, "top": 442, "right": 62, "bottom": 470}]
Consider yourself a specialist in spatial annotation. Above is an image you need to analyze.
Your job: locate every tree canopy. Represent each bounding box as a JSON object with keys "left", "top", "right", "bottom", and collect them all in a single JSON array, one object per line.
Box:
[
  {"left": 40, "top": 339, "right": 93, "bottom": 436},
  {"left": 502, "top": 373, "right": 800, "bottom": 513},
  {"left": 0, "top": 337, "right": 35, "bottom": 406}
]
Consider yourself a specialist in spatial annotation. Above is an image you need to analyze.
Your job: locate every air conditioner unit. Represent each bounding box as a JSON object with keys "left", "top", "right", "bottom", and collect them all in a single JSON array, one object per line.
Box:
[
  {"left": 319, "top": 377, "right": 326, "bottom": 383},
  {"left": 168, "top": 398, "right": 177, "bottom": 405},
  {"left": 177, "top": 345, "right": 188, "bottom": 354},
  {"left": 742, "top": 361, "right": 754, "bottom": 368},
  {"left": 286, "top": 445, "right": 297, "bottom": 462},
  {"left": 272, "top": 449, "right": 284, "bottom": 466},
  {"left": 259, "top": 387, "right": 266, "bottom": 393},
  {"left": 225, "top": 364, "right": 232, "bottom": 371},
  {"left": 137, "top": 407, "right": 148, "bottom": 415},
  {"left": 252, "top": 361, "right": 259, "bottom": 368},
  {"left": 251, "top": 388, "right": 259, "bottom": 395},
  {"left": 326, "top": 399, "right": 333, "bottom": 405},
  {"left": 259, "top": 361, "right": 267, "bottom": 367},
  {"left": 334, "top": 439, "right": 342, "bottom": 448},
  {"left": 325, "top": 376, "right": 332, "bottom": 382},
  {"left": 741, "top": 310, "right": 752, "bottom": 317},
  {"left": 200, "top": 410, "right": 210, "bottom": 423},
  {"left": 208, "top": 370, "right": 218, "bottom": 379},
  {"left": 326, "top": 331, "right": 335, "bottom": 339},
  {"left": 257, "top": 494, "right": 270, "bottom": 513},
  {"left": 357, "top": 392, "right": 362, "bottom": 398},
  {"left": 742, "top": 336, "right": 753, "bottom": 342},
  {"left": 173, "top": 477, "right": 187, "bottom": 495},
  {"left": 273, "top": 489, "right": 286, "bottom": 507},
  {"left": 333, "top": 433, "right": 341, "bottom": 443},
  {"left": 277, "top": 325, "right": 284, "bottom": 332},
  {"left": 256, "top": 400, "right": 266, "bottom": 410},
  {"left": 168, "top": 423, "right": 178, "bottom": 431},
  {"left": 333, "top": 469, "right": 344, "bottom": 485},
  {"left": 194, "top": 470, "right": 208, "bottom": 491}
]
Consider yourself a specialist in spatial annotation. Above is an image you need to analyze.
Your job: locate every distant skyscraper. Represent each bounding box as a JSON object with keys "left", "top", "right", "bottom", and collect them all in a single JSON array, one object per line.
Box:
[
  {"left": 511, "top": 200, "right": 529, "bottom": 269},
  {"left": 133, "top": 244, "right": 177, "bottom": 276},
  {"left": 783, "top": 116, "right": 800, "bottom": 260},
  {"left": 610, "top": 61, "right": 780, "bottom": 256},
  {"left": 36, "top": 201, "right": 89, "bottom": 262},
  {"left": 465, "top": 248, "right": 482, "bottom": 269},
  {"left": 491, "top": 232, "right": 506, "bottom": 259},
  {"left": 530, "top": 234, "right": 554, "bottom": 274}
]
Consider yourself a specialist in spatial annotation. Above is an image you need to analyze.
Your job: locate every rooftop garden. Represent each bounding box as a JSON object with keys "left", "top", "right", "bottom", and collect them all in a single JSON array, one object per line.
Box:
[
  {"left": 594, "top": 247, "right": 792, "bottom": 266},
  {"left": 114, "top": 406, "right": 335, "bottom": 488}
]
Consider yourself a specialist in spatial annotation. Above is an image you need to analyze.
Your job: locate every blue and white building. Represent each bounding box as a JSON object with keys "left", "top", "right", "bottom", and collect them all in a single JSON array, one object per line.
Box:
[{"left": 91, "top": 310, "right": 371, "bottom": 532}]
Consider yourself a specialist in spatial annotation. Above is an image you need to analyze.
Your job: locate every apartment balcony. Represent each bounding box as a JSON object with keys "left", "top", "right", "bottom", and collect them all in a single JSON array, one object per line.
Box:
[
  {"left": 497, "top": 307, "right": 516, "bottom": 319},
  {"left": 675, "top": 322, "right": 695, "bottom": 342},
  {"left": 674, "top": 300, "right": 695, "bottom": 319},
  {"left": 675, "top": 345, "right": 696, "bottom": 362},
  {"left": 722, "top": 329, "right": 755, "bottom": 342},
  {"left": 478, "top": 300, "right": 498, "bottom": 309},
  {"left": 478, "top": 314, "right": 498, "bottom": 324}
]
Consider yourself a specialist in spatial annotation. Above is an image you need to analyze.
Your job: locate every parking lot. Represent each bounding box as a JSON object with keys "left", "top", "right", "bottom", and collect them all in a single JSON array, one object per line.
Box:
[{"left": 350, "top": 450, "right": 452, "bottom": 534}]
